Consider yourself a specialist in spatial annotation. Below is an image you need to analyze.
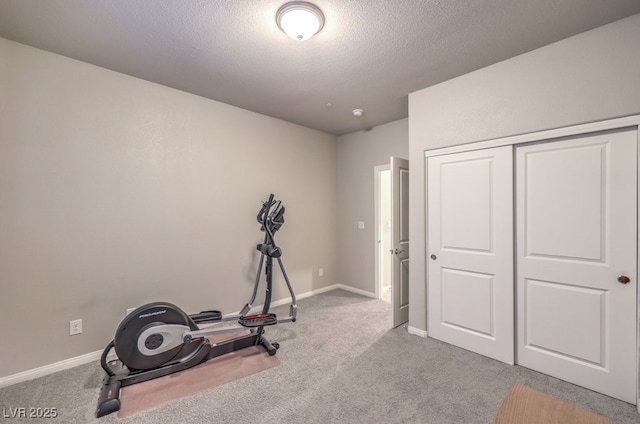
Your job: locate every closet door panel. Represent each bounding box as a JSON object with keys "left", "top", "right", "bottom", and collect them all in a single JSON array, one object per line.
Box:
[
  {"left": 516, "top": 128, "right": 637, "bottom": 404},
  {"left": 427, "top": 145, "right": 513, "bottom": 364}
]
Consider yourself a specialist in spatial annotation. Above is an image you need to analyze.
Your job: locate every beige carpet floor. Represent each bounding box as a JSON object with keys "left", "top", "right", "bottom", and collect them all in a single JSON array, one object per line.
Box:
[{"left": 2, "top": 290, "right": 639, "bottom": 423}]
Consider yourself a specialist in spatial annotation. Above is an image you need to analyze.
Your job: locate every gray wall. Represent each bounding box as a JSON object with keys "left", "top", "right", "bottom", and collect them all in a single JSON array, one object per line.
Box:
[
  {"left": 408, "top": 14, "right": 640, "bottom": 332},
  {"left": 337, "top": 119, "right": 409, "bottom": 294},
  {"left": 0, "top": 38, "right": 337, "bottom": 377}
]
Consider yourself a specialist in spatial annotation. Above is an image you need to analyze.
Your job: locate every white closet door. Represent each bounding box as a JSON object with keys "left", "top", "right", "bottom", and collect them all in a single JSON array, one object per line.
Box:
[
  {"left": 427, "top": 146, "right": 514, "bottom": 364},
  {"left": 516, "top": 128, "right": 637, "bottom": 403}
]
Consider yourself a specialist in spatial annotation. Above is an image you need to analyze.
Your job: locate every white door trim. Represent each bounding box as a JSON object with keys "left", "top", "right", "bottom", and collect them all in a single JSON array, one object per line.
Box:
[
  {"left": 636, "top": 125, "right": 640, "bottom": 412},
  {"left": 374, "top": 164, "right": 390, "bottom": 301},
  {"left": 424, "top": 115, "right": 640, "bottom": 158},
  {"left": 423, "top": 114, "right": 640, "bottom": 410}
]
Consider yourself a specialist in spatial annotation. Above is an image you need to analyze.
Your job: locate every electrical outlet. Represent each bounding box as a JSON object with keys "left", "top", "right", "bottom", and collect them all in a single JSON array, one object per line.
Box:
[
  {"left": 319, "top": 268, "right": 324, "bottom": 277},
  {"left": 69, "top": 319, "right": 82, "bottom": 336}
]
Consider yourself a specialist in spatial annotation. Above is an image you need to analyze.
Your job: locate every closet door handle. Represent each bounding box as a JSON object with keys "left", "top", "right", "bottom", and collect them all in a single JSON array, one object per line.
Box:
[
  {"left": 618, "top": 275, "right": 631, "bottom": 284},
  {"left": 430, "top": 254, "right": 437, "bottom": 260}
]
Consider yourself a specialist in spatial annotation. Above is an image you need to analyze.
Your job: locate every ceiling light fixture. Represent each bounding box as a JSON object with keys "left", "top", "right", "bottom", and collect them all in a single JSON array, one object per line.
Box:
[{"left": 276, "top": 1, "right": 324, "bottom": 41}]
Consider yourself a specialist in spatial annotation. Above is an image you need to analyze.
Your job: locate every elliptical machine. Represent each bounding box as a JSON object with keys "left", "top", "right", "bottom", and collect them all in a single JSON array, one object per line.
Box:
[{"left": 96, "top": 194, "right": 297, "bottom": 418}]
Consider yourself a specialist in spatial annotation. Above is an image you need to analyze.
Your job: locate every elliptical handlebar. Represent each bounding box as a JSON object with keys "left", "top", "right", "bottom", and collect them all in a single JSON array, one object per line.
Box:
[
  {"left": 257, "top": 193, "right": 274, "bottom": 225},
  {"left": 257, "top": 193, "right": 285, "bottom": 238}
]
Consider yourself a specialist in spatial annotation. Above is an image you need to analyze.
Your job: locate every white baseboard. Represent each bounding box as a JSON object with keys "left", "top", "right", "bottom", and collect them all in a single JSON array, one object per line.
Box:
[
  {"left": 269, "top": 284, "right": 337, "bottom": 307},
  {"left": 269, "top": 284, "right": 376, "bottom": 308},
  {"left": 0, "top": 285, "right": 374, "bottom": 388},
  {"left": 408, "top": 326, "right": 428, "bottom": 338},
  {"left": 334, "top": 284, "right": 377, "bottom": 298},
  {"left": 250, "top": 283, "right": 374, "bottom": 312},
  {"left": 0, "top": 350, "right": 103, "bottom": 389},
  {"left": 325, "top": 283, "right": 377, "bottom": 298}
]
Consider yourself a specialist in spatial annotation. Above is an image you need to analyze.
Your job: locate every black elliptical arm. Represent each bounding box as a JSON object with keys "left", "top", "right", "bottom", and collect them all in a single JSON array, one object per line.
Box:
[{"left": 244, "top": 194, "right": 297, "bottom": 322}]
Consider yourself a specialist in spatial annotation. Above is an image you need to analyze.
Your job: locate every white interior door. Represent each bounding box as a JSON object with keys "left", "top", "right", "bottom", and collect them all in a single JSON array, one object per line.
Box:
[
  {"left": 391, "top": 157, "right": 409, "bottom": 327},
  {"left": 427, "top": 146, "right": 514, "bottom": 364},
  {"left": 516, "top": 129, "right": 637, "bottom": 404}
]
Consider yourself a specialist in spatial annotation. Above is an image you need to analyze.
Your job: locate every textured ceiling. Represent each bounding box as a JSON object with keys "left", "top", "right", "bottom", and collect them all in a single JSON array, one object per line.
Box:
[{"left": 1, "top": 1, "right": 640, "bottom": 135}]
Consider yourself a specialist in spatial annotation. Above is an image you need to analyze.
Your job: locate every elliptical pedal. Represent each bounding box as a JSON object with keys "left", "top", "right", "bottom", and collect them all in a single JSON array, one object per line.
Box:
[{"left": 238, "top": 313, "right": 277, "bottom": 327}]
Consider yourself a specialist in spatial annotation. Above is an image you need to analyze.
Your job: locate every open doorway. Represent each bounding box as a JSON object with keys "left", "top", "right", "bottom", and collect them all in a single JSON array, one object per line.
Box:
[{"left": 375, "top": 165, "right": 391, "bottom": 304}]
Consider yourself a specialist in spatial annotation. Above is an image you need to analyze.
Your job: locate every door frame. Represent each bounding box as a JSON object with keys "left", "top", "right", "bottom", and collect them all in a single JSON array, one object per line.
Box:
[
  {"left": 374, "top": 164, "right": 391, "bottom": 301},
  {"left": 424, "top": 114, "right": 640, "bottom": 410}
]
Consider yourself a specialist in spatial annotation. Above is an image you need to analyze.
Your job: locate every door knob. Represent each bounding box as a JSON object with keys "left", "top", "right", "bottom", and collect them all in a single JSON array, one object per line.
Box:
[
  {"left": 618, "top": 275, "right": 631, "bottom": 284},
  {"left": 430, "top": 254, "right": 437, "bottom": 260}
]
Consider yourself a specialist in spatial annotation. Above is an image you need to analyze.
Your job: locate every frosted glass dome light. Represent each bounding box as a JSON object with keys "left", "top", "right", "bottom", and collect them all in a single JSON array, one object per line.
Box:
[{"left": 276, "top": 2, "right": 325, "bottom": 41}]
